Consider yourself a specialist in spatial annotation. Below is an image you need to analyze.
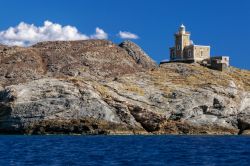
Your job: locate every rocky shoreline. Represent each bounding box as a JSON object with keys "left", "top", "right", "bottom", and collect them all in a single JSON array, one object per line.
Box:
[{"left": 0, "top": 40, "right": 250, "bottom": 135}]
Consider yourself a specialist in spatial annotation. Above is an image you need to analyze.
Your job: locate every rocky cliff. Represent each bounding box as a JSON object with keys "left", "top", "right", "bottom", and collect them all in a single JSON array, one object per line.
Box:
[{"left": 0, "top": 40, "right": 250, "bottom": 135}]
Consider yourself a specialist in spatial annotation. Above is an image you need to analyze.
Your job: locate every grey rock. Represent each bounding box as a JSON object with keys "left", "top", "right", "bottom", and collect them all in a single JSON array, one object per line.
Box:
[
  {"left": 0, "top": 79, "right": 144, "bottom": 134},
  {"left": 119, "top": 40, "right": 157, "bottom": 69},
  {"left": 0, "top": 40, "right": 250, "bottom": 135}
]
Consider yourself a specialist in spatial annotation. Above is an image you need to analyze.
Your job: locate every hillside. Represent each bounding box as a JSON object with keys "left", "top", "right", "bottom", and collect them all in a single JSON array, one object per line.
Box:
[
  {"left": 0, "top": 40, "right": 250, "bottom": 135},
  {"left": 0, "top": 40, "right": 156, "bottom": 86}
]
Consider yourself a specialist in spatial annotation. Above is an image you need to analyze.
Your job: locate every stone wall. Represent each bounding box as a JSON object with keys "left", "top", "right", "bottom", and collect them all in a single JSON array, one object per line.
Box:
[
  {"left": 182, "top": 34, "right": 191, "bottom": 48},
  {"left": 174, "top": 35, "right": 183, "bottom": 58},
  {"left": 169, "top": 47, "right": 175, "bottom": 60},
  {"left": 209, "top": 56, "right": 230, "bottom": 71},
  {"left": 183, "top": 45, "right": 194, "bottom": 60},
  {"left": 193, "top": 46, "right": 210, "bottom": 62}
]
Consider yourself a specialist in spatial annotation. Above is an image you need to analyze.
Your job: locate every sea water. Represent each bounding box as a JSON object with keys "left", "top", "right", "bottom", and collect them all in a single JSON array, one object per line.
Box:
[{"left": 0, "top": 135, "right": 249, "bottom": 166}]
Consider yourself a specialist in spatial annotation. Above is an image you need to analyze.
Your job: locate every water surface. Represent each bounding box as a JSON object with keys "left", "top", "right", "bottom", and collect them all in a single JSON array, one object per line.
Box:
[{"left": 0, "top": 135, "right": 249, "bottom": 165}]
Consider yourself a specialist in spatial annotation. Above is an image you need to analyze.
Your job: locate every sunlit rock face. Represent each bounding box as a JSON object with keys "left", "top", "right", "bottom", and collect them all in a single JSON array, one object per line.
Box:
[{"left": 0, "top": 40, "right": 250, "bottom": 135}]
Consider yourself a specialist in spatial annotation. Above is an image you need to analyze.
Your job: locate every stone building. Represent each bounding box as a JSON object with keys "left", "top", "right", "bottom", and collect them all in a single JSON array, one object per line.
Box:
[
  {"left": 209, "top": 56, "right": 230, "bottom": 71},
  {"left": 169, "top": 24, "right": 210, "bottom": 62},
  {"left": 166, "top": 24, "right": 230, "bottom": 71}
]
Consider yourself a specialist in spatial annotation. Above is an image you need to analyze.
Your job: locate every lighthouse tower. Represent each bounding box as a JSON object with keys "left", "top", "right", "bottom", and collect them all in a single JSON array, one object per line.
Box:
[
  {"left": 174, "top": 24, "right": 191, "bottom": 59},
  {"left": 169, "top": 24, "right": 210, "bottom": 62}
]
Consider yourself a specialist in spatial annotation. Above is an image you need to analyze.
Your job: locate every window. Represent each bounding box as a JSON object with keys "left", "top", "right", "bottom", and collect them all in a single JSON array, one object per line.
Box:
[
  {"left": 188, "top": 50, "right": 192, "bottom": 57},
  {"left": 177, "top": 45, "right": 181, "bottom": 50},
  {"left": 200, "top": 50, "right": 203, "bottom": 57},
  {"left": 171, "top": 51, "right": 175, "bottom": 58}
]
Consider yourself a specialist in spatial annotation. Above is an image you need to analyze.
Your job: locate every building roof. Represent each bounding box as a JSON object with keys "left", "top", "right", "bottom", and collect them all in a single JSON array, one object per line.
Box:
[{"left": 193, "top": 45, "right": 210, "bottom": 48}]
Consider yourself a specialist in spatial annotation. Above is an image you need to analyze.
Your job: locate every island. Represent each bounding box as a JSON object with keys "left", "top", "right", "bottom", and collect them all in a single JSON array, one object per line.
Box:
[{"left": 0, "top": 26, "right": 249, "bottom": 135}]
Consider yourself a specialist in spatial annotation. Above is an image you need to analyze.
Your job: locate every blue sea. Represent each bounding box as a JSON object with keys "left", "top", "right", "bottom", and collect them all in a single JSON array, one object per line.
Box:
[{"left": 0, "top": 135, "right": 249, "bottom": 166}]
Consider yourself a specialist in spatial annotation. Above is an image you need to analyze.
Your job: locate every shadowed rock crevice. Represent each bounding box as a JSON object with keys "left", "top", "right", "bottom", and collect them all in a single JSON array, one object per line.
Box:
[
  {"left": 237, "top": 116, "right": 250, "bottom": 135},
  {"left": 23, "top": 118, "right": 111, "bottom": 135},
  {"left": 128, "top": 106, "right": 166, "bottom": 132},
  {"left": 0, "top": 104, "right": 24, "bottom": 134}
]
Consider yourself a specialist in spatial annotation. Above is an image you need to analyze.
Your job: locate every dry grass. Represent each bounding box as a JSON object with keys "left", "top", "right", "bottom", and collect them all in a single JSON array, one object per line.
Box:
[
  {"left": 227, "top": 67, "right": 250, "bottom": 91},
  {"left": 68, "top": 77, "right": 113, "bottom": 98},
  {"left": 122, "top": 83, "right": 145, "bottom": 96},
  {"left": 66, "top": 63, "right": 250, "bottom": 99},
  {"left": 67, "top": 77, "right": 88, "bottom": 87},
  {"left": 149, "top": 63, "right": 250, "bottom": 92},
  {"left": 95, "top": 84, "right": 112, "bottom": 98}
]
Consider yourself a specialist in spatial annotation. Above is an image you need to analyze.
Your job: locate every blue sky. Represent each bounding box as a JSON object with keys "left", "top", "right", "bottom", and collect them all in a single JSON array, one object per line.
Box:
[{"left": 0, "top": 0, "right": 249, "bottom": 69}]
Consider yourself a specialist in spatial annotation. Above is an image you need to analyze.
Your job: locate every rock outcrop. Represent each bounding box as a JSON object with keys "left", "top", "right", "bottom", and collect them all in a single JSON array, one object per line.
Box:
[
  {"left": 0, "top": 78, "right": 145, "bottom": 134},
  {"left": 119, "top": 40, "right": 157, "bottom": 69},
  {"left": 0, "top": 40, "right": 250, "bottom": 135}
]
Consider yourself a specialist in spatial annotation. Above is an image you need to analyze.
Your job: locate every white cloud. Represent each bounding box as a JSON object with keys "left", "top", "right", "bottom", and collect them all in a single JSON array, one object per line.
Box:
[
  {"left": 0, "top": 20, "right": 139, "bottom": 46},
  {"left": 90, "top": 27, "right": 108, "bottom": 39},
  {"left": 0, "top": 21, "right": 108, "bottom": 46},
  {"left": 118, "top": 31, "right": 139, "bottom": 39}
]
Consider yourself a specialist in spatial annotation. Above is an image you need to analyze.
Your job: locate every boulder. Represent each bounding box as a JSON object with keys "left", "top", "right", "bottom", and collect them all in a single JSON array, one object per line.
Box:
[{"left": 119, "top": 40, "right": 157, "bottom": 69}]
